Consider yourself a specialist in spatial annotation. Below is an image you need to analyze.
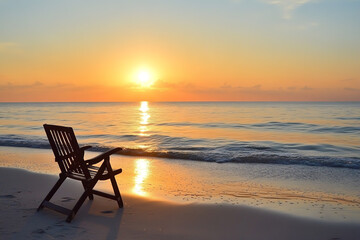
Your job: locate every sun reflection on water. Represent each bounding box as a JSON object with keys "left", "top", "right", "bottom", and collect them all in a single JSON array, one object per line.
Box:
[
  {"left": 141, "top": 114, "right": 150, "bottom": 125},
  {"left": 139, "top": 101, "right": 149, "bottom": 112},
  {"left": 133, "top": 102, "right": 151, "bottom": 196},
  {"left": 133, "top": 159, "right": 150, "bottom": 196},
  {"left": 138, "top": 101, "right": 150, "bottom": 136}
]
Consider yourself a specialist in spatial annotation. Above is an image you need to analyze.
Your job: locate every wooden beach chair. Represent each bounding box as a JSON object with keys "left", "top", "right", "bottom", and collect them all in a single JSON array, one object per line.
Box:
[{"left": 38, "top": 124, "right": 123, "bottom": 222}]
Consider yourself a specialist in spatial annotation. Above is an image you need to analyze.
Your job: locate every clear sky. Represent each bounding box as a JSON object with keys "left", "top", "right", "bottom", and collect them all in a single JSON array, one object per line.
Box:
[{"left": 0, "top": 0, "right": 359, "bottom": 101}]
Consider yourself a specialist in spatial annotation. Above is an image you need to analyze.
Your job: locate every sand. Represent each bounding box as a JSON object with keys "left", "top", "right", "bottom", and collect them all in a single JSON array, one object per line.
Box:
[{"left": 1, "top": 167, "right": 360, "bottom": 240}]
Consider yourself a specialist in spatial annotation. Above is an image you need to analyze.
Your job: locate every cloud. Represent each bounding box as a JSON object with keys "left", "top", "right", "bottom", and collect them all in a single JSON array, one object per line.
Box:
[
  {"left": 339, "top": 78, "right": 359, "bottom": 83},
  {"left": 1, "top": 80, "right": 360, "bottom": 102},
  {"left": 297, "top": 21, "right": 319, "bottom": 30},
  {"left": 0, "top": 42, "right": 18, "bottom": 52},
  {"left": 1, "top": 81, "right": 44, "bottom": 89},
  {"left": 263, "top": 0, "right": 315, "bottom": 19},
  {"left": 344, "top": 87, "right": 360, "bottom": 92},
  {"left": 220, "top": 82, "right": 232, "bottom": 89},
  {"left": 186, "top": 84, "right": 360, "bottom": 101},
  {"left": 301, "top": 86, "right": 312, "bottom": 90},
  {"left": 0, "top": 81, "right": 123, "bottom": 102},
  {"left": 152, "top": 79, "right": 196, "bottom": 90}
]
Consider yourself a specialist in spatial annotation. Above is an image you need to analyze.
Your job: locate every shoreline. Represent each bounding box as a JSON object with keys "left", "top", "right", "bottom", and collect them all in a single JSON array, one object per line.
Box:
[
  {"left": 1, "top": 167, "right": 360, "bottom": 239},
  {"left": 1, "top": 145, "right": 360, "bottom": 223}
]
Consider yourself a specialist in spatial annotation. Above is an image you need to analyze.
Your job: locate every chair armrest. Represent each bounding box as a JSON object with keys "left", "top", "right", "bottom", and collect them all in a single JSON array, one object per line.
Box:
[
  {"left": 85, "top": 147, "right": 122, "bottom": 165},
  {"left": 80, "top": 145, "right": 92, "bottom": 151},
  {"left": 79, "top": 146, "right": 92, "bottom": 159}
]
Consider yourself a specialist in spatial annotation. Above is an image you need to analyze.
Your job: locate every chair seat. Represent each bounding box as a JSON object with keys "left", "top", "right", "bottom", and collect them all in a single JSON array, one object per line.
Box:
[{"left": 66, "top": 165, "right": 122, "bottom": 181}]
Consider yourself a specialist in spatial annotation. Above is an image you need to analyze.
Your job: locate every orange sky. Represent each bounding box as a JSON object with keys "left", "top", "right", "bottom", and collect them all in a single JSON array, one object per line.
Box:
[{"left": 0, "top": 0, "right": 359, "bottom": 102}]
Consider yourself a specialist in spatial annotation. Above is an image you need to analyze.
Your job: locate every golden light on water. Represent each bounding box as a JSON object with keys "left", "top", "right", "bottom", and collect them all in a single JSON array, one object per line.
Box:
[
  {"left": 133, "top": 159, "right": 150, "bottom": 196},
  {"left": 134, "top": 102, "right": 151, "bottom": 195},
  {"left": 141, "top": 114, "right": 150, "bottom": 125},
  {"left": 138, "top": 101, "right": 150, "bottom": 136},
  {"left": 139, "top": 101, "right": 149, "bottom": 112},
  {"left": 139, "top": 126, "right": 149, "bottom": 136}
]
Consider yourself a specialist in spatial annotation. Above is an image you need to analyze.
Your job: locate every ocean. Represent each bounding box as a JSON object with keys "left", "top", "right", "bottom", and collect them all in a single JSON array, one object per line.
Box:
[
  {"left": 1, "top": 101, "right": 360, "bottom": 221},
  {"left": 0, "top": 101, "right": 359, "bottom": 169}
]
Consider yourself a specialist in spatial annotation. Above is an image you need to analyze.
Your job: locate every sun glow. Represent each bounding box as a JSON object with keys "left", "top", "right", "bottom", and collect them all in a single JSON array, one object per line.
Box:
[{"left": 136, "top": 69, "right": 155, "bottom": 88}]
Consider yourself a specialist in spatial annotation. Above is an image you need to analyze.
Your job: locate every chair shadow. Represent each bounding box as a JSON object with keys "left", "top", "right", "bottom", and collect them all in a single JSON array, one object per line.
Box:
[
  {"left": 74, "top": 199, "right": 125, "bottom": 240},
  {"left": 12, "top": 198, "right": 124, "bottom": 240}
]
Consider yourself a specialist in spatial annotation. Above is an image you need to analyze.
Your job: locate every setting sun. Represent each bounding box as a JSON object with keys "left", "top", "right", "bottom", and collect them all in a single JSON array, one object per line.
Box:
[{"left": 136, "top": 69, "right": 155, "bottom": 88}]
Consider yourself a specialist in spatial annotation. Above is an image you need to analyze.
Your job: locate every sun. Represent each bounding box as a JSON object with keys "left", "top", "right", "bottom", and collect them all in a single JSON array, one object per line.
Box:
[{"left": 136, "top": 69, "right": 154, "bottom": 88}]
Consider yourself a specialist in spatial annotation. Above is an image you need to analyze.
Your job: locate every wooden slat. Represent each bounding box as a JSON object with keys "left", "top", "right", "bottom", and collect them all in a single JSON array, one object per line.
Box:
[
  {"left": 43, "top": 201, "right": 72, "bottom": 215},
  {"left": 56, "top": 152, "right": 77, "bottom": 161},
  {"left": 59, "top": 131, "right": 71, "bottom": 156},
  {"left": 52, "top": 130, "right": 70, "bottom": 171},
  {"left": 87, "top": 165, "right": 100, "bottom": 171},
  {"left": 55, "top": 130, "right": 71, "bottom": 172},
  {"left": 62, "top": 131, "right": 73, "bottom": 153},
  {"left": 92, "top": 190, "right": 117, "bottom": 200},
  {"left": 54, "top": 130, "right": 65, "bottom": 156},
  {"left": 66, "top": 172, "right": 87, "bottom": 181},
  {"left": 50, "top": 130, "right": 61, "bottom": 157}
]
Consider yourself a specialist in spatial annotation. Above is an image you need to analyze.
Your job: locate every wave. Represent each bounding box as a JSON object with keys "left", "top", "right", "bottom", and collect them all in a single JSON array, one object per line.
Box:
[
  {"left": 336, "top": 117, "right": 360, "bottom": 121},
  {"left": 156, "top": 121, "right": 360, "bottom": 134},
  {"left": 118, "top": 148, "right": 360, "bottom": 169},
  {"left": 1, "top": 134, "right": 359, "bottom": 170},
  {"left": 0, "top": 134, "right": 50, "bottom": 149}
]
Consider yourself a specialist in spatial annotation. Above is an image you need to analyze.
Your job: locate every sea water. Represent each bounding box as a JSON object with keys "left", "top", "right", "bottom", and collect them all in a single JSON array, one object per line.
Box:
[{"left": 1, "top": 102, "right": 359, "bottom": 169}]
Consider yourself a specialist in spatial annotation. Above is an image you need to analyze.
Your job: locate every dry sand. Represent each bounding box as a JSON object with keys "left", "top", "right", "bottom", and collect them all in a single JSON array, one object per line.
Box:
[{"left": 1, "top": 167, "right": 360, "bottom": 240}]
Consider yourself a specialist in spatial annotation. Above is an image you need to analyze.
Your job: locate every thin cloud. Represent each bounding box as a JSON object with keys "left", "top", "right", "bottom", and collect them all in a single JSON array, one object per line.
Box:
[
  {"left": 301, "top": 86, "right": 312, "bottom": 90},
  {"left": 220, "top": 82, "right": 232, "bottom": 89},
  {"left": 297, "top": 21, "right": 319, "bottom": 30},
  {"left": 1, "top": 81, "right": 43, "bottom": 89},
  {"left": 264, "top": 0, "right": 314, "bottom": 19},
  {"left": 344, "top": 87, "right": 360, "bottom": 92},
  {"left": 340, "top": 78, "right": 359, "bottom": 83},
  {"left": 0, "top": 42, "right": 17, "bottom": 52},
  {"left": 153, "top": 79, "right": 196, "bottom": 90}
]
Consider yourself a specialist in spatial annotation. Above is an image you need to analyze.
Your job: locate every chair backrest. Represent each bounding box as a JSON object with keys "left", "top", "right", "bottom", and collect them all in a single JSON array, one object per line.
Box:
[{"left": 44, "top": 124, "right": 89, "bottom": 178}]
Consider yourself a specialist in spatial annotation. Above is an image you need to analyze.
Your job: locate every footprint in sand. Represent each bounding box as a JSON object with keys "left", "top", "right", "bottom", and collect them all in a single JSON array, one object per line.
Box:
[
  {"left": 101, "top": 210, "right": 114, "bottom": 214},
  {"left": 61, "top": 197, "right": 75, "bottom": 202},
  {"left": 32, "top": 229, "right": 45, "bottom": 234},
  {"left": 0, "top": 195, "right": 16, "bottom": 199}
]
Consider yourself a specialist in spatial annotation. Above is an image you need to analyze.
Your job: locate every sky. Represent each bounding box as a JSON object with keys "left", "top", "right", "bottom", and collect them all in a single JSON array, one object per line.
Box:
[{"left": 0, "top": 0, "right": 359, "bottom": 102}]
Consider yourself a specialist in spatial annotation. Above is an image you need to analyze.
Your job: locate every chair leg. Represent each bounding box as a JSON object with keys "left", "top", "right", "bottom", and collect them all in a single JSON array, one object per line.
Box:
[
  {"left": 82, "top": 181, "right": 94, "bottom": 200},
  {"left": 67, "top": 163, "right": 107, "bottom": 222},
  {"left": 106, "top": 159, "right": 123, "bottom": 208},
  {"left": 110, "top": 174, "right": 123, "bottom": 208},
  {"left": 38, "top": 176, "right": 66, "bottom": 211},
  {"left": 66, "top": 181, "right": 96, "bottom": 222}
]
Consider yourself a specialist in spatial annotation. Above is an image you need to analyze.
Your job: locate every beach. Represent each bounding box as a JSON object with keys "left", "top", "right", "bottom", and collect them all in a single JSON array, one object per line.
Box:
[
  {"left": 1, "top": 166, "right": 360, "bottom": 240},
  {"left": 1, "top": 146, "right": 360, "bottom": 239}
]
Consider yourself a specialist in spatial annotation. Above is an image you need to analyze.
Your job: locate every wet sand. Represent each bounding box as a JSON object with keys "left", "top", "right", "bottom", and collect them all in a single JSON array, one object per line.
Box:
[{"left": 1, "top": 146, "right": 360, "bottom": 222}]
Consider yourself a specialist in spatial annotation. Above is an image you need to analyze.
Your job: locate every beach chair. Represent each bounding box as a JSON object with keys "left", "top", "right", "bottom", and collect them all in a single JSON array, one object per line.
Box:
[{"left": 38, "top": 124, "right": 123, "bottom": 222}]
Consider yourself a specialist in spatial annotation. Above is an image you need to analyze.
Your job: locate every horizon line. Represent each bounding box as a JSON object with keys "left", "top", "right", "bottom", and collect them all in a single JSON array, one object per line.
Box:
[{"left": 1, "top": 100, "right": 360, "bottom": 103}]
